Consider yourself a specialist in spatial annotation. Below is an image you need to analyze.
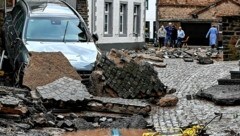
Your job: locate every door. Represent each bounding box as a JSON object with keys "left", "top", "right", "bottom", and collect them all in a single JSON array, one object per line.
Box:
[
  {"left": 181, "top": 22, "right": 211, "bottom": 46},
  {"left": 145, "top": 21, "right": 150, "bottom": 43}
]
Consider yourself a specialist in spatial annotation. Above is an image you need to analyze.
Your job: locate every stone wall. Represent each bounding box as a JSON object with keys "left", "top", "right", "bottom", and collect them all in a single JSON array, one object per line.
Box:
[
  {"left": 77, "top": 0, "right": 88, "bottom": 25},
  {"left": 158, "top": 0, "right": 216, "bottom": 6},
  {"left": 222, "top": 15, "right": 240, "bottom": 61}
]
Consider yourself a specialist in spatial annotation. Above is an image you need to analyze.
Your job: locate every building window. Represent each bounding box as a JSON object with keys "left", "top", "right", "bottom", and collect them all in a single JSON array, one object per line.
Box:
[
  {"left": 104, "top": 2, "right": 113, "bottom": 36},
  {"left": 119, "top": 3, "right": 127, "bottom": 36},
  {"left": 133, "top": 4, "right": 141, "bottom": 36},
  {"left": 146, "top": 0, "right": 148, "bottom": 10}
]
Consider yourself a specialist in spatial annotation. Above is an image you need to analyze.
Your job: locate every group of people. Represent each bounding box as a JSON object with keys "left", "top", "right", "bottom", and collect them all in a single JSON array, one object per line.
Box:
[
  {"left": 157, "top": 22, "right": 219, "bottom": 49},
  {"left": 157, "top": 22, "right": 185, "bottom": 48}
]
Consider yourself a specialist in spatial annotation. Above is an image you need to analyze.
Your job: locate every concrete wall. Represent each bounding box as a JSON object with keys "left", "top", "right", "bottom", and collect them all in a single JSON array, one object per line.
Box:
[
  {"left": 222, "top": 15, "right": 240, "bottom": 61},
  {"left": 89, "top": 0, "right": 145, "bottom": 50},
  {"left": 146, "top": 0, "right": 156, "bottom": 40}
]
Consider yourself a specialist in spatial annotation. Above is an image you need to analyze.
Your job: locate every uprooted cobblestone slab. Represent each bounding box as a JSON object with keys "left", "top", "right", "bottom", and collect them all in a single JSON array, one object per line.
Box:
[
  {"left": 90, "top": 49, "right": 167, "bottom": 100},
  {"left": 37, "top": 77, "right": 151, "bottom": 115},
  {"left": 37, "top": 77, "right": 91, "bottom": 102}
]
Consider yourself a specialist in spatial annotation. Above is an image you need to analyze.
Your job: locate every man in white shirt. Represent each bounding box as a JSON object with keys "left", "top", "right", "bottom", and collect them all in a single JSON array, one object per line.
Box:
[{"left": 176, "top": 27, "right": 185, "bottom": 48}]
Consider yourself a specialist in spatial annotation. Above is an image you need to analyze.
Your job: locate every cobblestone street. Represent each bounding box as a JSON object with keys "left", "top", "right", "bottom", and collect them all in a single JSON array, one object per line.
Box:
[{"left": 152, "top": 59, "right": 240, "bottom": 135}]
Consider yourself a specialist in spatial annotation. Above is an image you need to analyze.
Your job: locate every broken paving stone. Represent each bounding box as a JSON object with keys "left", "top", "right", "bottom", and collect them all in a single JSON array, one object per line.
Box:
[
  {"left": 151, "top": 63, "right": 167, "bottom": 68},
  {"left": 100, "top": 115, "right": 147, "bottom": 129},
  {"left": 157, "top": 95, "right": 179, "bottom": 107},
  {"left": 69, "top": 113, "right": 78, "bottom": 119},
  {"left": 64, "top": 120, "right": 73, "bottom": 128},
  {"left": 196, "top": 85, "right": 240, "bottom": 105},
  {"left": 48, "top": 121, "right": 55, "bottom": 126},
  {"left": 15, "top": 123, "right": 31, "bottom": 130},
  {"left": 37, "top": 77, "right": 92, "bottom": 102},
  {"left": 198, "top": 58, "right": 214, "bottom": 64},
  {"left": 183, "top": 58, "right": 194, "bottom": 62},
  {"left": 0, "top": 96, "right": 28, "bottom": 115},
  {"left": 99, "top": 117, "right": 107, "bottom": 122},
  {"left": 0, "top": 96, "right": 22, "bottom": 107},
  {"left": 166, "top": 88, "right": 177, "bottom": 94},
  {"left": 73, "top": 118, "right": 94, "bottom": 130},
  {"left": 57, "top": 115, "right": 65, "bottom": 120},
  {"left": 155, "top": 51, "right": 164, "bottom": 58},
  {"left": 137, "top": 54, "right": 164, "bottom": 62}
]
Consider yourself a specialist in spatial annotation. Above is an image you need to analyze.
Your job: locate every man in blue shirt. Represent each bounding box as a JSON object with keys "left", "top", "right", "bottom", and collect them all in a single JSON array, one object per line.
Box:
[{"left": 165, "top": 22, "right": 173, "bottom": 47}]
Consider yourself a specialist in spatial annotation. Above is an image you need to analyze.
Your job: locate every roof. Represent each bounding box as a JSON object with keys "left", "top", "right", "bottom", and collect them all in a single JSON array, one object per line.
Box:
[
  {"left": 23, "top": 0, "right": 77, "bottom": 17},
  {"left": 190, "top": 0, "right": 240, "bottom": 15}
]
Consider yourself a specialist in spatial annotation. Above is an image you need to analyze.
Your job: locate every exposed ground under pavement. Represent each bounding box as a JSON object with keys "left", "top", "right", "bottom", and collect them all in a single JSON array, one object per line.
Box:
[{"left": 151, "top": 59, "right": 240, "bottom": 135}]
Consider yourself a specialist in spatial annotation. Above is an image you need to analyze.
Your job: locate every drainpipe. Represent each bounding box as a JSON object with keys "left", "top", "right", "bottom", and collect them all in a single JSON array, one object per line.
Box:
[
  {"left": 91, "top": 0, "right": 94, "bottom": 34},
  {"left": 156, "top": 0, "right": 159, "bottom": 31}
]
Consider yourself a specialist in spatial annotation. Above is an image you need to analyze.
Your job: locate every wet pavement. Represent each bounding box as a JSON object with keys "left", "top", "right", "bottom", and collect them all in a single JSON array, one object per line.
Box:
[{"left": 151, "top": 59, "right": 240, "bottom": 135}]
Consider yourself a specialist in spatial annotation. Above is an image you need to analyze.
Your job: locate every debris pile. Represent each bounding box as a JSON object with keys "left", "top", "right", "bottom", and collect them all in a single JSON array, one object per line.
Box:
[
  {"left": 0, "top": 85, "right": 150, "bottom": 135},
  {"left": 36, "top": 77, "right": 151, "bottom": 115},
  {"left": 150, "top": 47, "right": 222, "bottom": 64},
  {"left": 89, "top": 49, "right": 167, "bottom": 101},
  {"left": 23, "top": 52, "right": 82, "bottom": 90}
]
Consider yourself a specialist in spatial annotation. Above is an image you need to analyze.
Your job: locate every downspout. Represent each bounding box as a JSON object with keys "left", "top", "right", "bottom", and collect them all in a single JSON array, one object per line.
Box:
[{"left": 91, "top": 0, "right": 94, "bottom": 34}]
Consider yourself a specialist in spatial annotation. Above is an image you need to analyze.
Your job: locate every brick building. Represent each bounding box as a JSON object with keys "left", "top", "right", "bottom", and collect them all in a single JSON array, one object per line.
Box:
[{"left": 157, "top": 0, "right": 240, "bottom": 46}]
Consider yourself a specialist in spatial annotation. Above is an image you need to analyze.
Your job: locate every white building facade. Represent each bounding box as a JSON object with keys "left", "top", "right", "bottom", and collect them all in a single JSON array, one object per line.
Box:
[
  {"left": 145, "top": 0, "right": 156, "bottom": 42},
  {"left": 88, "top": 0, "right": 146, "bottom": 50}
]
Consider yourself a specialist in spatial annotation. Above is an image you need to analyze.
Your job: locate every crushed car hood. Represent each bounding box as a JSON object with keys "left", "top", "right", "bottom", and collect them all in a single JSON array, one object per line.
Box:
[{"left": 25, "top": 41, "right": 98, "bottom": 71}]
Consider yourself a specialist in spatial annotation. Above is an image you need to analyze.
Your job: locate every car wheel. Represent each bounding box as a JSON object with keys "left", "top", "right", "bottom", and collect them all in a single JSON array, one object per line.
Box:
[{"left": 14, "top": 62, "right": 26, "bottom": 88}]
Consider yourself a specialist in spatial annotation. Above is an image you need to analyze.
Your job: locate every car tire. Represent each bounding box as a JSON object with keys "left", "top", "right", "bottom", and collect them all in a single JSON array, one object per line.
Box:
[{"left": 14, "top": 62, "right": 26, "bottom": 88}]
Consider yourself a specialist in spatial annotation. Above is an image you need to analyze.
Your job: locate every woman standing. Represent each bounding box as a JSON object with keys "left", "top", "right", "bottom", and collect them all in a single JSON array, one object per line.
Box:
[
  {"left": 206, "top": 24, "right": 218, "bottom": 49},
  {"left": 158, "top": 25, "right": 167, "bottom": 48}
]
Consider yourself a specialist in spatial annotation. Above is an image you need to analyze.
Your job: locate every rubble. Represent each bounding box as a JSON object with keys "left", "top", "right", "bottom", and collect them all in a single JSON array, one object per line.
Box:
[
  {"left": 23, "top": 52, "right": 82, "bottom": 90},
  {"left": 99, "top": 115, "right": 147, "bottom": 129},
  {"left": 157, "top": 94, "right": 179, "bottom": 107},
  {"left": 89, "top": 49, "right": 167, "bottom": 101},
  {"left": 37, "top": 77, "right": 151, "bottom": 115}
]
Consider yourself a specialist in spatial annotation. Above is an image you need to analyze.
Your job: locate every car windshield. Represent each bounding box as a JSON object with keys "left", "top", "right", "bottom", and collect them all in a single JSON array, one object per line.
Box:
[{"left": 26, "top": 17, "right": 88, "bottom": 42}]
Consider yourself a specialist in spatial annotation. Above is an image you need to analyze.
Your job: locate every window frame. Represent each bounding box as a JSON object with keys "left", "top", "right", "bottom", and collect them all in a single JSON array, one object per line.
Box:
[
  {"left": 119, "top": 2, "right": 127, "bottom": 37},
  {"left": 103, "top": 0, "right": 113, "bottom": 37},
  {"left": 133, "top": 4, "right": 141, "bottom": 36}
]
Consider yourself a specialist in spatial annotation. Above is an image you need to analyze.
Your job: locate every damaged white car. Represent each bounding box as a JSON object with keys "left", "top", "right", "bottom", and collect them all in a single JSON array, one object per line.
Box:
[{"left": 1, "top": 0, "right": 99, "bottom": 86}]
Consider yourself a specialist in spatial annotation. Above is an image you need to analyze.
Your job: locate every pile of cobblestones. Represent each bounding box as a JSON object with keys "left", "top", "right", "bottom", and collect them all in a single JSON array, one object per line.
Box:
[{"left": 90, "top": 49, "right": 167, "bottom": 100}]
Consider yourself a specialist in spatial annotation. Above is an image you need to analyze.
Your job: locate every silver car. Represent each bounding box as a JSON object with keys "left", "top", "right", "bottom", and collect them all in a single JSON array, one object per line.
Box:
[{"left": 1, "top": 0, "right": 99, "bottom": 86}]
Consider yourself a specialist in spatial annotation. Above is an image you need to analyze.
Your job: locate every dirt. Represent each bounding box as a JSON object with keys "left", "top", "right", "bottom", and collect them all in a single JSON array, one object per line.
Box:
[
  {"left": 23, "top": 52, "right": 81, "bottom": 90},
  {"left": 64, "top": 128, "right": 149, "bottom": 136}
]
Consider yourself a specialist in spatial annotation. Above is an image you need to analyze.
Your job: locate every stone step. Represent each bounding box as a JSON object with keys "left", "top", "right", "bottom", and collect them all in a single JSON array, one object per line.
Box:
[
  {"left": 218, "top": 78, "right": 240, "bottom": 85},
  {"left": 230, "top": 71, "right": 240, "bottom": 79}
]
